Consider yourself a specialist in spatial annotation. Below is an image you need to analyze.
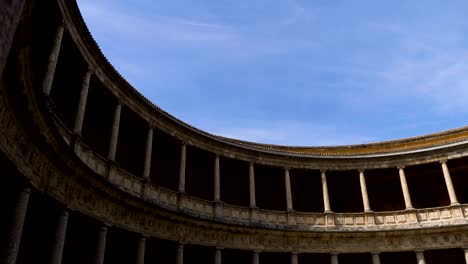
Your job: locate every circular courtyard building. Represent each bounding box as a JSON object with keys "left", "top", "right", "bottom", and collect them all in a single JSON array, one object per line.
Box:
[{"left": 1, "top": 0, "right": 468, "bottom": 263}]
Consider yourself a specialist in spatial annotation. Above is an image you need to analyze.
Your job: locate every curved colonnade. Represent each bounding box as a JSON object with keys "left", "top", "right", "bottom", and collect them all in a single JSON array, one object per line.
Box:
[{"left": 2, "top": 0, "right": 468, "bottom": 263}]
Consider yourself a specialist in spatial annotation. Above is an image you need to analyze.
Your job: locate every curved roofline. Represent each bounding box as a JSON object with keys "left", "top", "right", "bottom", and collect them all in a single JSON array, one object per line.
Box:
[{"left": 65, "top": 0, "right": 468, "bottom": 157}]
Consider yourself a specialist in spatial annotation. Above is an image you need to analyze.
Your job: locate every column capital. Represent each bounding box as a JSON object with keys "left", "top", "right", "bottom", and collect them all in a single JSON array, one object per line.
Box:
[
  {"left": 320, "top": 168, "right": 328, "bottom": 173},
  {"left": 358, "top": 169, "right": 365, "bottom": 173},
  {"left": 21, "top": 184, "right": 32, "bottom": 194},
  {"left": 60, "top": 18, "right": 67, "bottom": 28},
  {"left": 439, "top": 158, "right": 448, "bottom": 164},
  {"left": 330, "top": 252, "right": 339, "bottom": 256},
  {"left": 371, "top": 252, "right": 380, "bottom": 255},
  {"left": 87, "top": 64, "right": 96, "bottom": 73},
  {"left": 101, "top": 222, "right": 112, "bottom": 228},
  {"left": 397, "top": 165, "right": 405, "bottom": 170}
]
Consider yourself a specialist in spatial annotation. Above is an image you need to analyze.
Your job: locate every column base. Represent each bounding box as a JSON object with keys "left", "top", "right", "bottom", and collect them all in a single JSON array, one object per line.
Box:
[
  {"left": 213, "top": 201, "right": 224, "bottom": 218},
  {"left": 287, "top": 210, "right": 296, "bottom": 225},
  {"left": 250, "top": 207, "right": 259, "bottom": 222}
]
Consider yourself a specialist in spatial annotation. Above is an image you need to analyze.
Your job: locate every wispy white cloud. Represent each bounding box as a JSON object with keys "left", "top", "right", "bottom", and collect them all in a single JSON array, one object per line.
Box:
[
  {"left": 210, "top": 120, "right": 377, "bottom": 146},
  {"left": 79, "top": 1, "right": 236, "bottom": 48}
]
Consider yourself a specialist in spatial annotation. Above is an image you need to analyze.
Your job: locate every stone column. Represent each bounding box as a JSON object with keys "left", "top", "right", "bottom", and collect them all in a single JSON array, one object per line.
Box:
[
  {"left": 331, "top": 253, "right": 339, "bottom": 264},
  {"left": 3, "top": 185, "right": 31, "bottom": 264},
  {"left": 291, "top": 253, "right": 298, "bottom": 264},
  {"left": 178, "top": 143, "right": 186, "bottom": 193},
  {"left": 252, "top": 251, "right": 259, "bottom": 264},
  {"left": 143, "top": 126, "right": 153, "bottom": 179},
  {"left": 321, "top": 170, "right": 331, "bottom": 213},
  {"left": 49, "top": 209, "right": 69, "bottom": 264},
  {"left": 73, "top": 69, "right": 91, "bottom": 135},
  {"left": 415, "top": 251, "right": 426, "bottom": 264},
  {"left": 176, "top": 243, "right": 184, "bottom": 264},
  {"left": 464, "top": 248, "right": 468, "bottom": 264},
  {"left": 0, "top": 0, "right": 26, "bottom": 78},
  {"left": 440, "top": 160, "right": 459, "bottom": 205},
  {"left": 398, "top": 166, "right": 413, "bottom": 209},
  {"left": 371, "top": 253, "right": 380, "bottom": 264},
  {"left": 249, "top": 162, "right": 256, "bottom": 208},
  {"left": 214, "top": 154, "right": 221, "bottom": 202},
  {"left": 285, "top": 168, "right": 293, "bottom": 211},
  {"left": 136, "top": 236, "right": 146, "bottom": 264},
  {"left": 359, "top": 170, "right": 372, "bottom": 212},
  {"left": 214, "top": 248, "right": 222, "bottom": 264},
  {"left": 94, "top": 226, "right": 108, "bottom": 264},
  {"left": 107, "top": 103, "right": 121, "bottom": 162},
  {"left": 42, "top": 23, "right": 65, "bottom": 96}
]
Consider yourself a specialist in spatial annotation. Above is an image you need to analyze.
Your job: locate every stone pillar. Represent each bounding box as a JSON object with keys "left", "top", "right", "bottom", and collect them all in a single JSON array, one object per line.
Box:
[
  {"left": 143, "top": 126, "right": 153, "bottom": 179},
  {"left": 42, "top": 23, "right": 65, "bottom": 96},
  {"left": 321, "top": 170, "right": 331, "bottom": 213},
  {"left": 214, "top": 154, "right": 221, "bottom": 202},
  {"left": 398, "top": 166, "right": 413, "bottom": 209},
  {"left": 0, "top": 0, "right": 26, "bottom": 77},
  {"left": 285, "top": 168, "right": 293, "bottom": 211},
  {"left": 252, "top": 251, "right": 259, "bottom": 264},
  {"left": 291, "top": 253, "right": 298, "bottom": 264},
  {"left": 94, "top": 226, "right": 108, "bottom": 264},
  {"left": 73, "top": 69, "right": 91, "bottom": 135},
  {"left": 359, "top": 170, "right": 372, "bottom": 212},
  {"left": 107, "top": 103, "right": 121, "bottom": 162},
  {"left": 331, "top": 253, "right": 339, "bottom": 264},
  {"left": 3, "top": 185, "right": 31, "bottom": 264},
  {"left": 440, "top": 160, "right": 459, "bottom": 205},
  {"left": 415, "top": 251, "right": 426, "bottom": 264},
  {"left": 249, "top": 162, "right": 256, "bottom": 208},
  {"left": 49, "top": 209, "right": 69, "bottom": 264},
  {"left": 178, "top": 143, "right": 186, "bottom": 193},
  {"left": 176, "top": 243, "right": 184, "bottom": 264},
  {"left": 214, "top": 248, "right": 222, "bottom": 264},
  {"left": 136, "top": 236, "right": 146, "bottom": 264},
  {"left": 371, "top": 253, "right": 380, "bottom": 264},
  {"left": 464, "top": 248, "right": 468, "bottom": 264}
]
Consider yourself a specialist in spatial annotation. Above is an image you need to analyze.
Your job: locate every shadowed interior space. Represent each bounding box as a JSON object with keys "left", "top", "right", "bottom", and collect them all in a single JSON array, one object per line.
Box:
[
  {"left": 338, "top": 253, "right": 372, "bottom": 264},
  {"left": 405, "top": 162, "right": 450, "bottom": 208},
  {"left": 445, "top": 157, "right": 468, "bottom": 204},
  {"left": 185, "top": 145, "right": 214, "bottom": 200},
  {"left": 366, "top": 168, "right": 405, "bottom": 211},
  {"left": 255, "top": 164, "right": 286, "bottom": 211},
  {"left": 327, "top": 170, "right": 363, "bottom": 213},
  {"left": 290, "top": 169, "right": 324, "bottom": 212},
  {"left": 49, "top": 32, "right": 87, "bottom": 128},
  {"left": 149, "top": 127, "right": 180, "bottom": 191},
  {"left": 220, "top": 156, "right": 250, "bottom": 207},
  {"left": 115, "top": 106, "right": 147, "bottom": 177},
  {"left": 81, "top": 78, "right": 116, "bottom": 158}
]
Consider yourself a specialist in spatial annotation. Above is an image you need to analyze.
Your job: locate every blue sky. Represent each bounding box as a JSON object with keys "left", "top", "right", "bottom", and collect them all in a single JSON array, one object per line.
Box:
[{"left": 77, "top": 0, "right": 468, "bottom": 146}]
